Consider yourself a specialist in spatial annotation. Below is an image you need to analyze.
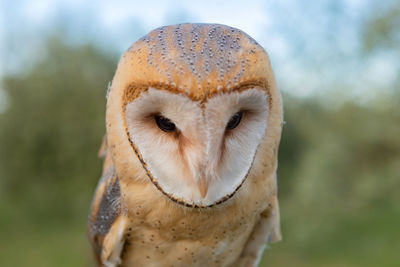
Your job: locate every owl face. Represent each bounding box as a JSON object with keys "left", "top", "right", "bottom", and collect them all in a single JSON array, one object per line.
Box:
[
  {"left": 106, "top": 23, "right": 281, "bottom": 208},
  {"left": 125, "top": 87, "right": 269, "bottom": 207}
]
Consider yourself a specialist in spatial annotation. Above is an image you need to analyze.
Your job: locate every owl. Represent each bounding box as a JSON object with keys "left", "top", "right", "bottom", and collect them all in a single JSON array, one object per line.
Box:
[{"left": 88, "top": 23, "right": 283, "bottom": 267}]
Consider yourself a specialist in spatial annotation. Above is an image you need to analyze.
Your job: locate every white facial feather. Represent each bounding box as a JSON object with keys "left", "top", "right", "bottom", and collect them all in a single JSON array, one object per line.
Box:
[
  {"left": 205, "top": 89, "right": 269, "bottom": 202},
  {"left": 125, "top": 88, "right": 269, "bottom": 206}
]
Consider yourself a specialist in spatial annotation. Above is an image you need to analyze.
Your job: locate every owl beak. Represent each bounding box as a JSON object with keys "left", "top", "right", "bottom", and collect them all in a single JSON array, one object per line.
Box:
[{"left": 198, "top": 176, "right": 208, "bottom": 198}]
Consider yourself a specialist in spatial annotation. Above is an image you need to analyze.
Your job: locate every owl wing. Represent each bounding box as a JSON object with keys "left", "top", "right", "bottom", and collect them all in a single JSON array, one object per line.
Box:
[
  {"left": 88, "top": 135, "right": 128, "bottom": 267},
  {"left": 232, "top": 187, "right": 281, "bottom": 267}
]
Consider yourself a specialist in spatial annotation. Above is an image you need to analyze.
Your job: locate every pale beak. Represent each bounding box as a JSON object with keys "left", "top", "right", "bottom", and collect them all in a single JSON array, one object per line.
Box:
[{"left": 198, "top": 176, "right": 208, "bottom": 198}]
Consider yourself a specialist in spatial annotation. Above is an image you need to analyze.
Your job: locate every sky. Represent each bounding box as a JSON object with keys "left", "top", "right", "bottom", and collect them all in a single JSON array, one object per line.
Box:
[{"left": 0, "top": 0, "right": 398, "bottom": 107}]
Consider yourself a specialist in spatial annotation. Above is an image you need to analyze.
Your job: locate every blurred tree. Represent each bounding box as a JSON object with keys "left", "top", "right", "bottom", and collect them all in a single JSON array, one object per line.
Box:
[
  {"left": 362, "top": 1, "right": 400, "bottom": 107},
  {"left": 269, "top": 95, "right": 400, "bottom": 266},
  {"left": 363, "top": 2, "right": 400, "bottom": 53},
  {"left": 0, "top": 37, "right": 117, "bottom": 266}
]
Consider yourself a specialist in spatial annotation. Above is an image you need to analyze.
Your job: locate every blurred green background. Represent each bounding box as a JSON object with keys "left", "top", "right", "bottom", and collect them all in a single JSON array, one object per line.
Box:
[{"left": 0, "top": 0, "right": 399, "bottom": 266}]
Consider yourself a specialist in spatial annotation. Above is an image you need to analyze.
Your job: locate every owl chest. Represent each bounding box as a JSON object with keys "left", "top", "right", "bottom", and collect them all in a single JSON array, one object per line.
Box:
[
  {"left": 122, "top": 217, "right": 256, "bottom": 267},
  {"left": 119, "top": 172, "right": 269, "bottom": 266},
  {"left": 120, "top": 201, "right": 260, "bottom": 267}
]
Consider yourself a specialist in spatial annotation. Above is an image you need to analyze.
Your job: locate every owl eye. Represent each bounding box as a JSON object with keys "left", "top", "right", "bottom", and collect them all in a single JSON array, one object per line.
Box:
[
  {"left": 226, "top": 111, "right": 243, "bottom": 130},
  {"left": 155, "top": 115, "right": 176, "bottom": 132}
]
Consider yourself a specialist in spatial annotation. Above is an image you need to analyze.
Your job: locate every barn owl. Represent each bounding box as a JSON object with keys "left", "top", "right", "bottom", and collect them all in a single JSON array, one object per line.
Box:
[{"left": 88, "top": 23, "right": 283, "bottom": 267}]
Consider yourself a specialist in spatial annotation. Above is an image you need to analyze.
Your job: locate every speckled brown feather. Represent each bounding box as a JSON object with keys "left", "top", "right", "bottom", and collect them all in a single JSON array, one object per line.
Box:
[
  {"left": 88, "top": 149, "right": 122, "bottom": 263},
  {"left": 119, "top": 24, "right": 273, "bottom": 103},
  {"left": 89, "top": 23, "right": 283, "bottom": 267}
]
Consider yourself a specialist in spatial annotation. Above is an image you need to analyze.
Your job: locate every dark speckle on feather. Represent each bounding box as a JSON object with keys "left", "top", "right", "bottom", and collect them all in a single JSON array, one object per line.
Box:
[{"left": 131, "top": 23, "right": 262, "bottom": 89}]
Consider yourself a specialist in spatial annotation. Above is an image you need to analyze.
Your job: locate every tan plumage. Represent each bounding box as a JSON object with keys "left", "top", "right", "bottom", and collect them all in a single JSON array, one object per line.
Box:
[{"left": 88, "top": 23, "right": 283, "bottom": 267}]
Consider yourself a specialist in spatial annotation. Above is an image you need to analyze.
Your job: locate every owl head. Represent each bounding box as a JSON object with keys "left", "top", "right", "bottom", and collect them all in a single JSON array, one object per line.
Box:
[{"left": 106, "top": 23, "right": 283, "bottom": 208}]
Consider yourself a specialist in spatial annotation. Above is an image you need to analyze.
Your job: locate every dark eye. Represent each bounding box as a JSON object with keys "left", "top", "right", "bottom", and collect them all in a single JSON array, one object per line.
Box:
[
  {"left": 155, "top": 115, "right": 176, "bottom": 132},
  {"left": 226, "top": 111, "right": 243, "bottom": 130}
]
